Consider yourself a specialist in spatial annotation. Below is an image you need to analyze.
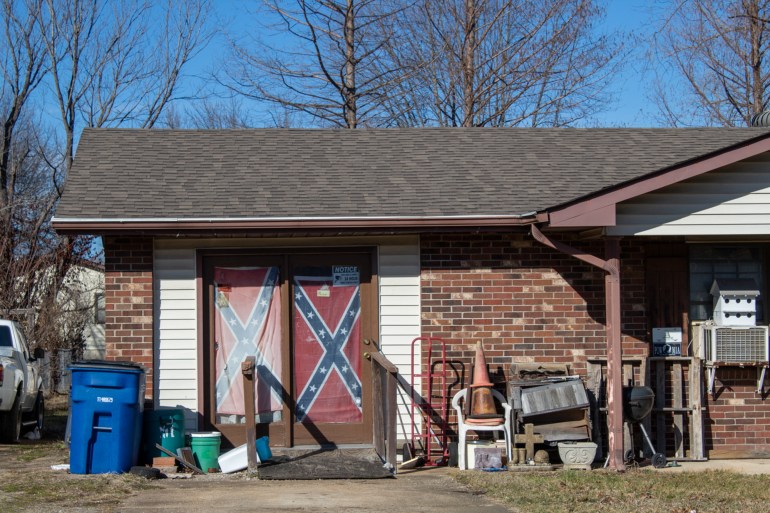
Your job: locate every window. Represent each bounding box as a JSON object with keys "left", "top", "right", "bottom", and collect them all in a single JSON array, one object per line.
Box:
[
  {"left": 94, "top": 292, "right": 106, "bottom": 324},
  {"left": 689, "top": 245, "right": 764, "bottom": 322},
  {"left": 0, "top": 326, "right": 12, "bottom": 347}
]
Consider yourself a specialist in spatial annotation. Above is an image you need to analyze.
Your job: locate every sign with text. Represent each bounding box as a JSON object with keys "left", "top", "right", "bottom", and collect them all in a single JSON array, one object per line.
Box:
[{"left": 652, "top": 327, "right": 682, "bottom": 357}]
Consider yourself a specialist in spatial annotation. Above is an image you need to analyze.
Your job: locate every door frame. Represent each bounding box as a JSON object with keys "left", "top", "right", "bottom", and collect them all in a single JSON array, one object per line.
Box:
[{"left": 195, "top": 246, "right": 379, "bottom": 448}]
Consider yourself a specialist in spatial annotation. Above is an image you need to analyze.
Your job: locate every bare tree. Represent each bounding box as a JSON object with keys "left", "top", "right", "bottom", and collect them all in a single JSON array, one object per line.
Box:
[
  {"left": 222, "top": 0, "right": 410, "bottom": 128},
  {"left": 0, "top": 0, "right": 68, "bottom": 349},
  {"left": 188, "top": 97, "right": 253, "bottom": 129},
  {"left": 653, "top": 0, "right": 770, "bottom": 127},
  {"left": 40, "top": 0, "right": 213, "bottom": 171},
  {"left": 0, "top": 0, "right": 212, "bottom": 362},
  {"left": 0, "top": 0, "right": 47, "bottom": 249},
  {"left": 380, "top": 0, "right": 623, "bottom": 127}
]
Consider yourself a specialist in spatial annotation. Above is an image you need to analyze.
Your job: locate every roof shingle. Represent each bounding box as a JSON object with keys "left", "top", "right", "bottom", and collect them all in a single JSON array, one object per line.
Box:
[{"left": 54, "top": 127, "right": 770, "bottom": 221}]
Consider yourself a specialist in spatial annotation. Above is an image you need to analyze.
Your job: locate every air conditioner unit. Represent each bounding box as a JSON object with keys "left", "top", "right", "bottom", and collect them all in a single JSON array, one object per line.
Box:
[{"left": 699, "top": 325, "right": 769, "bottom": 363}]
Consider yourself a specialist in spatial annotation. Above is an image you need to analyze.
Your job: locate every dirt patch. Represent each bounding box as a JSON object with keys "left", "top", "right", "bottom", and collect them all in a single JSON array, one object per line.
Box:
[{"left": 0, "top": 440, "right": 157, "bottom": 513}]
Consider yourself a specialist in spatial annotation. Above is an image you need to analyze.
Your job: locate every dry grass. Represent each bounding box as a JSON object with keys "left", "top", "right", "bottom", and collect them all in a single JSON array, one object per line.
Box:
[
  {"left": 1, "top": 468, "right": 157, "bottom": 513},
  {"left": 0, "top": 395, "right": 157, "bottom": 513},
  {"left": 452, "top": 468, "right": 770, "bottom": 513}
]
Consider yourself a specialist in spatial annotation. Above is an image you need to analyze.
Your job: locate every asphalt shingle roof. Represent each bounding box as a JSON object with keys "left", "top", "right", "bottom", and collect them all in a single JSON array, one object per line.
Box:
[{"left": 54, "top": 127, "right": 770, "bottom": 221}]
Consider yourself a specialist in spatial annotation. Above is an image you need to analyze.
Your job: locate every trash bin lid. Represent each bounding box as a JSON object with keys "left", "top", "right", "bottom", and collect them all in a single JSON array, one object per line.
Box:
[{"left": 69, "top": 360, "right": 146, "bottom": 373}]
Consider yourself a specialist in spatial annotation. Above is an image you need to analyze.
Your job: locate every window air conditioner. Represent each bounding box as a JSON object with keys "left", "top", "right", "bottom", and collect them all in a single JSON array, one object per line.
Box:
[{"left": 699, "top": 325, "right": 769, "bottom": 363}]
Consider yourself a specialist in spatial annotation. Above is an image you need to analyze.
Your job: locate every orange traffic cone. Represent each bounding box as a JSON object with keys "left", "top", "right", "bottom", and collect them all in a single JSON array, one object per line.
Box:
[
  {"left": 469, "top": 341, "right": 493, "bottom": 388},
  {"left": 469, "top": 342, "right": 497, "bottom": 419}
]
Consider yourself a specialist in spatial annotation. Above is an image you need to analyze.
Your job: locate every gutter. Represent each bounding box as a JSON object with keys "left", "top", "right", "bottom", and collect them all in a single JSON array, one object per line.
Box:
[
  {"left": 530, "top": 224, "right": 625, "bottom": 471},
  {"left": 51, "top": 213, "right": 541, "bottom": 234}
]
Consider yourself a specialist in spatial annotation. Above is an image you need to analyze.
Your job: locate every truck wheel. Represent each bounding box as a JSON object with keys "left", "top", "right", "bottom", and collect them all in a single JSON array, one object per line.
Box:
[
  {"left": 22, "top": 391, "right": 44, "bottom": 435},
  {"left": 0, "top": 390, "right": 22, "bottom": 443},
  {"left": 32, "top": 392, "right": 44, "bottom": 432}
]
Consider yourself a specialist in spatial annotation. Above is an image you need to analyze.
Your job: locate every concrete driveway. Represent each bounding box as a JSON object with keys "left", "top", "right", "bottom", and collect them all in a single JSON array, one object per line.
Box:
[
  {"left": 118, "top": 467, "right": 512, "bottom": 513},
  {"left": 656, "top": 458, "right": 770, "bottom": 475},
  {"left": 118, "top": 458, "right": 770, "bottom": 513}
]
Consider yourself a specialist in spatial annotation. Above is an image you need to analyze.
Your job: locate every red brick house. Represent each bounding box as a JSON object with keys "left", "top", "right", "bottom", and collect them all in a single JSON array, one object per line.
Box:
[{"left": 53, "top": 127, "right": 770, "bottom": 470}]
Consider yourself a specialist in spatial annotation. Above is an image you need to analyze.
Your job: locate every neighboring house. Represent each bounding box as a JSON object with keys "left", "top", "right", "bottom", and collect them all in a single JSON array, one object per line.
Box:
[
  {"left": 52, "top": 127, "right": 770, "bottom": 469},
  {"left": 51, "top": 263, "right": 105, "bottom": 392},
  {"left": 65, "top": 263, "right": 105, "bottom": 360}
]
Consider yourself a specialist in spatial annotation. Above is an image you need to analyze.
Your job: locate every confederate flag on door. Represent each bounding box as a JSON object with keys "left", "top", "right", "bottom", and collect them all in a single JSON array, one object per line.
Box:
[
  {"left": 213, "top": 266, "right": 282, "bottom": 419},
  {"left": 293, "top": 266, "right": 363, "bottom": 424}
]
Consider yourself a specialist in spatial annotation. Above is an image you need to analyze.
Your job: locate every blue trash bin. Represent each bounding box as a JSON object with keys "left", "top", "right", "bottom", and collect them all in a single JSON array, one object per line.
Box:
[{"left": 68, "top": 361, "right": 146, "bottom": 474}]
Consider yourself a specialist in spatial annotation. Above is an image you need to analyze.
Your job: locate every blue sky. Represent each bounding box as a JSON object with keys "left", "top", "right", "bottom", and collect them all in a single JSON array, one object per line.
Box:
[
  {"left": 193, "top": 0, "right": 663, "bottom": 127},
  {"left": 597, "top": 1, "right": 660, "bottom": 126}
]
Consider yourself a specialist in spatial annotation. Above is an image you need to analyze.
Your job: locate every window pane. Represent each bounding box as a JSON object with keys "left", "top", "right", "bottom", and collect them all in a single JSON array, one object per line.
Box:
[
  {"left": 689, "top": 245, "right": 764, "bottom": 322},
  {"left": 0, "top": 326, "right": 12, "bottom": 347}
]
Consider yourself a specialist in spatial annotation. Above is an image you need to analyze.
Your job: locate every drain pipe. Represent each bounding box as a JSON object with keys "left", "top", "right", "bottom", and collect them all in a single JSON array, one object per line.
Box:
[{"left": 530, "top": 224, "right": 625, "bottom": 471}]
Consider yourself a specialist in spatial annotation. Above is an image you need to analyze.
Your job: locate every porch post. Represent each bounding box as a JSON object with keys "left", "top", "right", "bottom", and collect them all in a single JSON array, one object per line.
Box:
[
  {"left": 529, "top": 225, "right": 626, "bottom": 470},
  {"left": 605, "top": 237, "right": 624, "bottom": 471}
]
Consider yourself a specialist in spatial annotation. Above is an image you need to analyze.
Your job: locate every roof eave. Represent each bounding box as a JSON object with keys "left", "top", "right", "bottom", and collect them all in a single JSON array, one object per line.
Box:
[{"left": 545, "top": 130, "right": 770, "bottom": 228}]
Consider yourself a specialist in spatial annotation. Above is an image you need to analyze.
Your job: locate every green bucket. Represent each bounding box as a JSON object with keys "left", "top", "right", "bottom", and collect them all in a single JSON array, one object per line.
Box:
[
  {"left": 142, "top": 408, "right": 186, "bottom": 464},
  {"left": 190, "top": 432, "right": 222, "bottom": 473}
]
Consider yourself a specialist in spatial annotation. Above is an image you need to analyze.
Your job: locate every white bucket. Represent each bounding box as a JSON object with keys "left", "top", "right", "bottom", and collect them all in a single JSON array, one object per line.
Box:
[
  {"left": 466, "top": 440, "right": 494, "bottom": 469},
  {"left": 218, "top": 443, "right": 260, "bottom": 474}
]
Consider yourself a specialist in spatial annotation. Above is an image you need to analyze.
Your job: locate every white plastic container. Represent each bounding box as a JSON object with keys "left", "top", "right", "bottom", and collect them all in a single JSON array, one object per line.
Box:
[{"left": 218, "top": 443, "right": 259, "bottom": 474}]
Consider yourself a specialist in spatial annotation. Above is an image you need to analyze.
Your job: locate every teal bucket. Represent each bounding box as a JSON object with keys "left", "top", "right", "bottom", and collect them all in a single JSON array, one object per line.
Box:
[
  {"left": 190, "top": 432, "right": 222, "bottom": 473},
  {"left": 142, "top": 408, "right": 185, "bottom": 464},
  {"left": 256, "top": 436, "right": 272, "bottom": 462}
]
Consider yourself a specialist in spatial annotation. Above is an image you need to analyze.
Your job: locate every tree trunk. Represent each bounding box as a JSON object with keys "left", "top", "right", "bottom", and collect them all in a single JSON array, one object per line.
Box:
[
  {"left": 749, "top": 0, "right": 765, "bottom": 121},
  {"left": 462, "top": 0, "right": 477, "bottom": 127},
  {"left": 344, "top": 0, "right": 357, "bottom": 128}
]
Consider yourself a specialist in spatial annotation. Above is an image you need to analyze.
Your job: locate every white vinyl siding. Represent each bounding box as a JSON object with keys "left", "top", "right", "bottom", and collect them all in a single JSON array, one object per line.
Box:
[
  {"left": 153, "top": 236, "right": 421, "bottom": 436},
  {"left": 153, "top": 246, "right": 199, "bottom": 430},
  {"left": 609, "top": 157, "right": 770, "bottom": 236},
  {"left": 378, "top": 243, "right": 422, "bottom": 439}
]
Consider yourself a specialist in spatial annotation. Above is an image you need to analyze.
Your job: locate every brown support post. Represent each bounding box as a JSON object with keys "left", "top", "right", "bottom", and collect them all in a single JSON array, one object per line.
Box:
[
  {"left": 242, "top": 356, "right": 258, "bottom": 470},
  {"left": 604, "top": 237, "right": 625, "bottom": 471},
  {"left": 530, "top": 225, "right": 625, "bottom": 471},
  {"left": 386, "top": 369, "right": 398, "bottom": 468}
]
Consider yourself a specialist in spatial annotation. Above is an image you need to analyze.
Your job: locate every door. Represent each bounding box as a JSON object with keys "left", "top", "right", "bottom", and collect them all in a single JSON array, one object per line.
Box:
[
  {"left": 202, "top": 255, "right": 289, "bottom": 446},
  {"left": 646, "top": 256, "right": 690, "bottom": 351},
  {"left": 202, "top": 251, "right": 375, "bottom": 447},
  {"left": 290, "top": 253, "right": 373, "bottom": 445}
]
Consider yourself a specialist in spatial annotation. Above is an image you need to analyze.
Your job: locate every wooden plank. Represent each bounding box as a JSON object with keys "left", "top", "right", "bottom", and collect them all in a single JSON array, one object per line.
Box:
[
  {"left": 641, "top": 358, "right": 652, "bottom": 457},
  {"left": 623, "top": 363, "right": 634, "bottom": 386},
  {"left": 622, "top": 363, "right": 633, "bottom": 457},
  {"left": 689, "top": 357, "right": 705, "bottom": 460},
  {"left": 372, "top": 365, "right": 385, "bottom": 459},
  {"left": 154, "top": 444, "right": 204, "bottom": 474},
  {"left": 386, "top": 369, "right": 398, "bottom": 471},
  {"left": 673, "top": 362, "right": 684, "bottom": 458},
  {"left": 587, "top": 363, "right": 604, "bottom": 459},
  {"left": 241, "top": 357, "right": 258, "bottom": 471},
  {"left": 655, "top": 360, "right": 665, "bottom": 455}
]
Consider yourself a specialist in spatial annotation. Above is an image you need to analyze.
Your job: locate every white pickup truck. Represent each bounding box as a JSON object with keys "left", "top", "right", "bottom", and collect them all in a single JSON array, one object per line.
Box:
[{"left": 0, "top": 319, "right": 44, "bottom": 443}]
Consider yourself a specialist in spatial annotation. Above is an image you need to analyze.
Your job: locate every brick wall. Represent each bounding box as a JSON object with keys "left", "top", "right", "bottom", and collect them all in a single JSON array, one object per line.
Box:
[
  {"left": 420, "top": 232, "right": 648, "bottom": 386},
  {"left": 705, "top": 368, "right": 770, "bottom": 458},
  {"left": 104, "top": 236, "right": 154, "bottom": 399},
  {"left": 420, "top": 232, "right": 770, "bottom": 458}
]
